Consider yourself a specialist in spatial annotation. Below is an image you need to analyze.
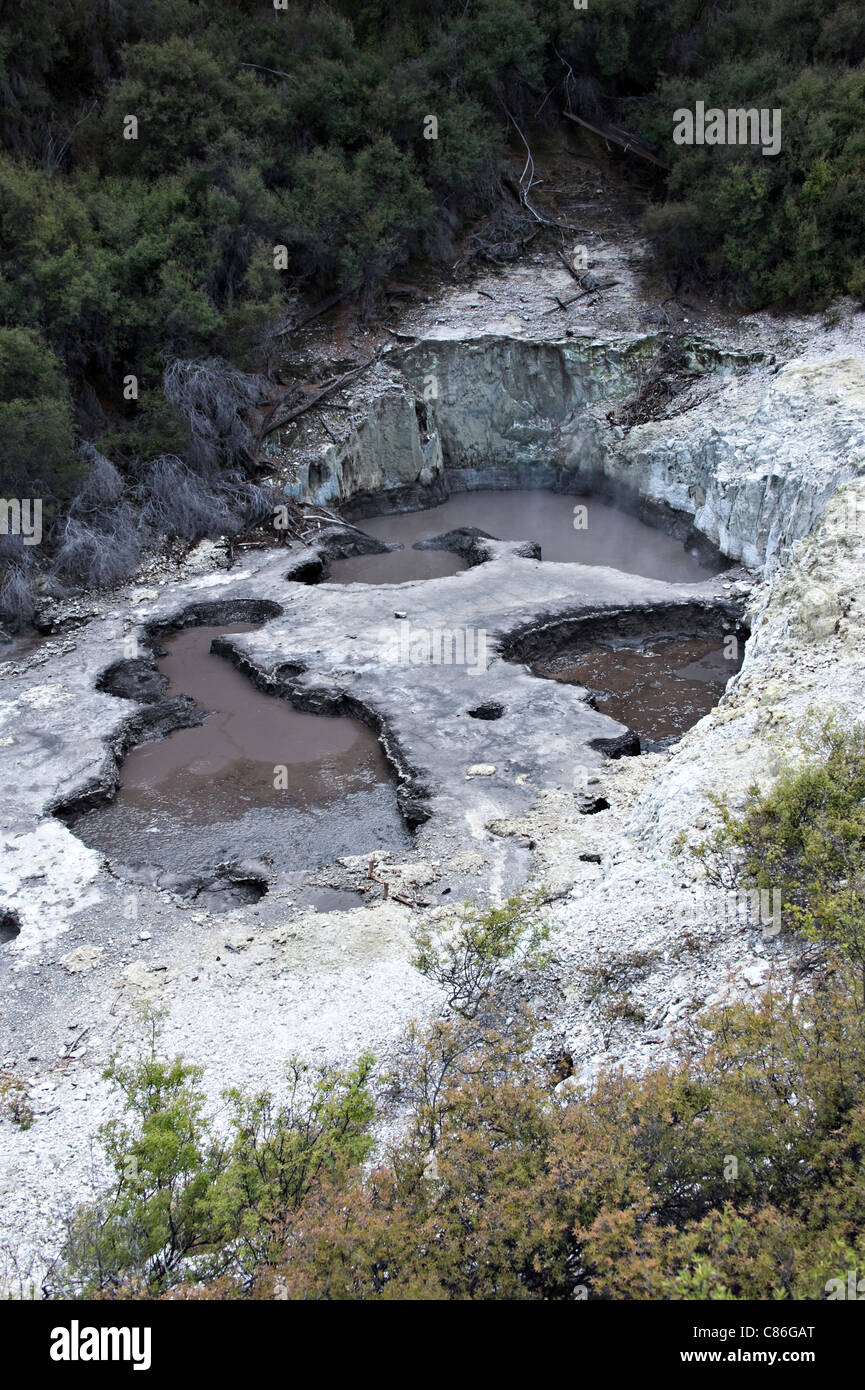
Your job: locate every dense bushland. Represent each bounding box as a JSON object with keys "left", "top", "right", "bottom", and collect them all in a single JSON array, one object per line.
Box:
[{"left": 55, "top": 730, "right": 865, "bottom": 1299}]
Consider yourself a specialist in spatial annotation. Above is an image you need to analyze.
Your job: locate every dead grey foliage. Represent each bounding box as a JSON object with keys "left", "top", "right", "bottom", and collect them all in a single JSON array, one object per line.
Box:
[
  {"left": 51, "top": 444, "right": 143, "bottom": 589},
  {"left": 0, "top": 562, "right": 37, "bottom": 630},
  {"left": 218, "top": 475, "right": 282, "bottom": 529},
  {"left": 52, "top": 518, "right": 141, "bottom": 590},
  {"left": 137, "top": 454, "right": 241, "bottom": 541},
  {"left": 163, "top": 358, "right": 262, "bottom": 475}
]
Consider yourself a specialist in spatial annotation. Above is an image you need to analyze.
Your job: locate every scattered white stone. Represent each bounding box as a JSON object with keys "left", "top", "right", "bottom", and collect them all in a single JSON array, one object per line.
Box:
[
  {"left": 742, "top": 962, "right": 770, "bottom": 988},
  {"left": 379, "top": 860, "right": 438, "bottom": 889},
  {"left": 59, "top": 945, "right": 102, "bottom": 974},
  {"left": 124, "top": 960, "right": 168, "bottom": 989},
  {"left": 183, "top": 539, "right": 228, "bottom": 576},
  {"left": 451, "top": 850, "right": 486, "bottom": 874}
]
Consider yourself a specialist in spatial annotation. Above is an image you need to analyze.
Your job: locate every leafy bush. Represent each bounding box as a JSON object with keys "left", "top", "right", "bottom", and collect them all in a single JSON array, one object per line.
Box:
[
  {"left": 259, "top": 962, "right": 865, "bottom": 1301},
  {"left": 411, "top": 887, "right": 551, "bottom": 1018},
  {"left": 57, "top": 766, "right": 865, "bottom": 1299},
  {"left": 693, "top": 716, "right": 865, "bottom": 1003},
  {"left": 0, "top": 1069, "right": 34, "bottom": 1130},
  {"left": 59, "top": 1014, "right": 376, "bottom": 1295},
  {"left": 0, "top": 327, "right": 82, "bottom": 508}
]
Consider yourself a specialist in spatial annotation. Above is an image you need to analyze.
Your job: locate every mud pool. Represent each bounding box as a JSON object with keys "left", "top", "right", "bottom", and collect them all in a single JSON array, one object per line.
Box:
[
  {"left": 534, "top": 634, "right": 744, "bottom": 747},
  {"left": 64, "top": 493, "right": 740, "bottom": 908},
  {"left": 328, "top": 489, "right": 717, "bottom": 585},
  {"left": 71, "top": 622, "right": 409, "bottom": 904}
]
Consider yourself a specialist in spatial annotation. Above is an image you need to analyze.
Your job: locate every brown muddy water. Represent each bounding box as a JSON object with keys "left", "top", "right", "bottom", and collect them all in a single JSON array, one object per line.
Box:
[
  {"left": 536, "top": 634, "right": 743, "bottom": 747},
  {"left": 329, "top": 490, "right": 716, "bottom": 585},
  {"left": 72, "top": 623, "right": 409, "bottom": 901}
]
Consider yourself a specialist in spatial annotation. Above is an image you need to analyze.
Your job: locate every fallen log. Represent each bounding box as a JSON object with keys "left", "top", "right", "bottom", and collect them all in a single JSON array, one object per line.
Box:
[
  {"left": 273, "top": 288, "right": 352, "bottom": 337},
  {"left": 562, "top": 110, "right": 671, "bottom": 171}
]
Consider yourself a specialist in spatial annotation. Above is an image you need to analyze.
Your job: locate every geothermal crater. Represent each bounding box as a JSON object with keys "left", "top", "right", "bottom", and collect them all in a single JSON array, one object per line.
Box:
[
  {"left": 0, "top": 327, "right": 785, "bottom": 953},
  {"left": 57, "top": 474, "right": 744, "bottom": 910}
]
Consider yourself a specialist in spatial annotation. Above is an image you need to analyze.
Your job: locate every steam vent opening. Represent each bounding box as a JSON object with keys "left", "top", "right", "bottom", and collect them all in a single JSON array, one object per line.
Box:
[{"left": 70, "top": 622, "right": 409, "bottom": 906}]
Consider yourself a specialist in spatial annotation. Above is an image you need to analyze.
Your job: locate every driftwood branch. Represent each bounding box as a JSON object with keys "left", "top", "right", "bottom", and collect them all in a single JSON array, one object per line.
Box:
[
  {"left": 543, "top": 289, "right": 595, "bottom": 315},
  {"left": 43, "top": 98, "right": 98, "bottom": 173},
  {"left": 238, "top": 63, "right": 297, "bottom": 83},
  {"left": 502, "top": 104, "right": 544, "bottom": 223},
  {"left": 499, "top": 105, "right": 586, "bottom": 236},
  {"left": 366, "top": 855, "right": 422, "bottom": 908},
  {"left": 555, "top": 248, "right": 620, "bottom": 296}
]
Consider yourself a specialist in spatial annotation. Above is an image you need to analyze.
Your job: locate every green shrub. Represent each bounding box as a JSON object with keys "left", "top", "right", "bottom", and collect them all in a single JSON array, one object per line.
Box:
[
  {"left": 0, "top": 1070, "right": 34, "bottom": 1131},
  {"left": 412, "top": 886, "right": 551, "bottom": 1019},
  {"left": 694, "top": 716, "right": 865, "bottom": 1003},
  {"left": 59, "top": 1014, "right": 376, "bottom": 1295}
]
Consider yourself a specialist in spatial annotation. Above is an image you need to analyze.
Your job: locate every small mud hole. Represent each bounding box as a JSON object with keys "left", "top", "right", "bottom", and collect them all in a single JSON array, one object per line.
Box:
[
  {"left": 537, "top": 633, "right": 744, "bottom": 747},
  {"left": 328, "top": 490, "right": 718, "bottom": 584},
  {"left": 0, "top": 910, "right": 21, "bottom": 944},
  {"left": 71, "top": 622, "right": 410, "bottom": 901},
  {"left": 467, "top": 702, "right": 505, "bottom": 720},
  {"left": 196, "top": 870, "right": 268, "bottom": 913}
]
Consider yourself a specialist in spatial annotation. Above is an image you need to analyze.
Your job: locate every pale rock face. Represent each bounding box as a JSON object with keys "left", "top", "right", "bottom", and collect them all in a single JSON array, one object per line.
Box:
[
  {"left": 283, "top": 387, "right": 443, "bottom": 508},
  {"left": 629, "top": 475, "right": 865, "bottom": 853},
  {"left": 609, "top": 357, "right": 865, "bottom": 570},
  {"left": 276, "top": 333, "right": 865, "bottom": 579}
]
